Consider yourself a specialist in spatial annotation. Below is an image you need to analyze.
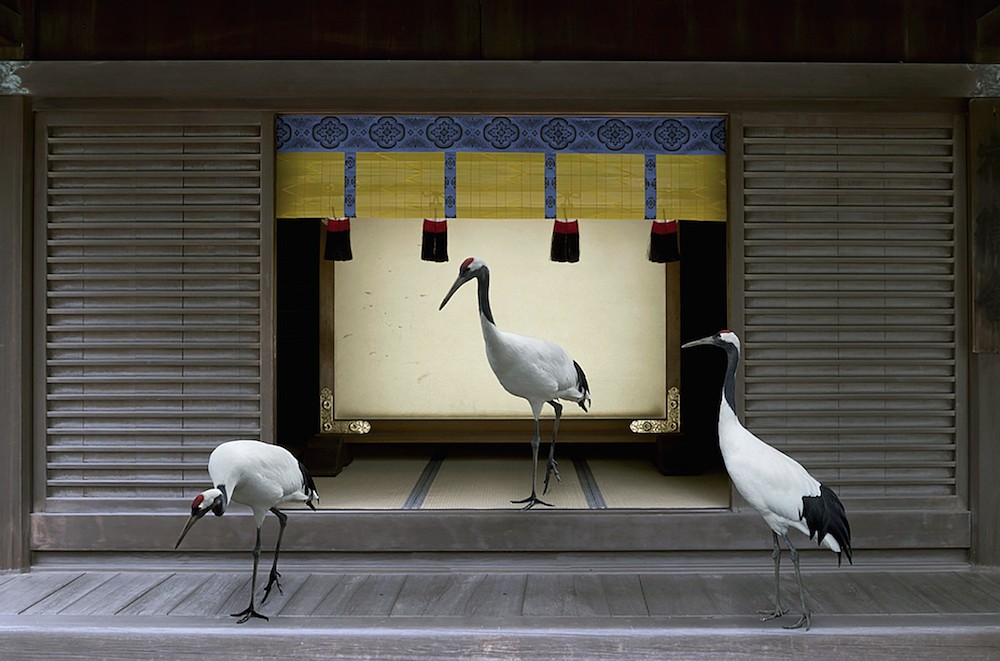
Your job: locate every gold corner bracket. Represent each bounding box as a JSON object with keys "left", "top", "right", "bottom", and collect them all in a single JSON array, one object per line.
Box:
[
  {"left": 319, "top": 388, "right": 371, "bottom": 434},
  {"left": 629, "top": 387, "right": 680, "bottom": 434}
]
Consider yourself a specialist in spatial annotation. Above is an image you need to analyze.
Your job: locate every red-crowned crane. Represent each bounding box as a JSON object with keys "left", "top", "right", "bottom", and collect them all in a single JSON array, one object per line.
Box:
[
  {"left": 682, "top": 331, "right": 852, "bottom": 631},
  {"left": 174, "top": 439, "right": 319, "bottom": 623},
  {"left": 439, "top": 257, "right": 591, "bottom": 509}
]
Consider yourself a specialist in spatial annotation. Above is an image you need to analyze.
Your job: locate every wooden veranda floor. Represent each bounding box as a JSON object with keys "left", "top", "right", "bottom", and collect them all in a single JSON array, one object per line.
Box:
[{"left": 2, "top": 560, "right": 1000, "bottom": 660}]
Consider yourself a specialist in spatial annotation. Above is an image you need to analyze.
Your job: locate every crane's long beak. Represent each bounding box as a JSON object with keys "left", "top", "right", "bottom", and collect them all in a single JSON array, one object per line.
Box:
[
  {"left": 439, "top": 273, "right": 473, "bottom": 310},
  {"left": 682, "top": 335, "right": 718, "bottom": 349},
  {"left": 174, "top": 511, "right": 206, "bottom": 549}
]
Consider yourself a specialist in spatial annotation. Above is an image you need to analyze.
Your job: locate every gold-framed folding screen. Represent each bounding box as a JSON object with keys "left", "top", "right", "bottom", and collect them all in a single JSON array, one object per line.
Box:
[{"left": 275, "top": 115, "right": 726, "bottom": 437}]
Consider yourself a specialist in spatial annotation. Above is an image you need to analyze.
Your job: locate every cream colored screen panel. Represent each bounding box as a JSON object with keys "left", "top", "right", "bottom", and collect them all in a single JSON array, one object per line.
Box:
[{"left": 333, "top": 219, "right": 666, "bottom": 419}]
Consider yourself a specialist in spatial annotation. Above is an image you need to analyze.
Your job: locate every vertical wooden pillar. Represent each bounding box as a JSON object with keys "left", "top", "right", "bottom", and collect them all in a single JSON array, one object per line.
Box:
[
  {"left": 0, "top": 95, "right": 31, "bottom": 571},
  {"left": 969, "top": 98, "right": 1000, "bottom": 567}
]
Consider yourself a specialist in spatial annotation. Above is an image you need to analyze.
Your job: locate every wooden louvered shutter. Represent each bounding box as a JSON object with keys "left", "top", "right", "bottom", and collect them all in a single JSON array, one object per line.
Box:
[
  {"left": 735, "top": 113, "right": 967, "bottom": 513},
  {"left": 38, "top": 112, "right": 272, "bottom": 512}
]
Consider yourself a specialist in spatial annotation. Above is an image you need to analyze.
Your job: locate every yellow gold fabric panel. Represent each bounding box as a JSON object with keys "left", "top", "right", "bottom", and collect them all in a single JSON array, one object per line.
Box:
[
  {"left": 275, "top": 152, "right": 344, "bottom": 219},
  {"left": 356, "top": 152, "right": 445, "bottom": 219},
  {"left": 657, "top": 154, "right": 727, "bottom": 221},
  {"left": 456, "top": 153, "right": 545, "bottom": 219},
  {"left": 275, "top": 151, "right": 727, "bottom": 222},
  {"left": 555, "top": 153, "right": 645, "bottom": 219}
]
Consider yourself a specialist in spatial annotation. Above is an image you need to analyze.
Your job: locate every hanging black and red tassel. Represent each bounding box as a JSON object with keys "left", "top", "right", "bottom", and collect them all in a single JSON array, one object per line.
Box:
[
  {"left": 648, "top": 219, "right": 680, "bottom": 263},
  {"left": 421, "top": 218, "right": 449, "bottom": 262},
  {"left": 323, "top": 217, "right": 353, "bottom": 261},
  {"left": 550, "top": 219, "right": 580, "bottom": 263}
]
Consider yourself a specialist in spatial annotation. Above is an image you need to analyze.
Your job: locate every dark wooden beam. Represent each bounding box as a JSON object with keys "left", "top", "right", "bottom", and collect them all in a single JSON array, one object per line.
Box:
[
  {"left": 0, "top": 95, "right": 32, "bottom": 571},
  {"left": 14, "top": 61, "right": 983, "bottom": 111}
]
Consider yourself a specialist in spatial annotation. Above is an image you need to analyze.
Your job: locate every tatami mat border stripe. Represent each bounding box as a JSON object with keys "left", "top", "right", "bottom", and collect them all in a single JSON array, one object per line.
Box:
[
  {"left": 573, "top": 458, "right": 607, "bottom": 510},
  {"left": 404, "top": 448, "right": 448, "bottom": 510}
]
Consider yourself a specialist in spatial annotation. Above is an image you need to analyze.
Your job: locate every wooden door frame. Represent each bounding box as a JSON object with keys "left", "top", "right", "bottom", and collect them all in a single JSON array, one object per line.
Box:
[{"left": 3, "top": 60, "right": 990, "bottom": 565}]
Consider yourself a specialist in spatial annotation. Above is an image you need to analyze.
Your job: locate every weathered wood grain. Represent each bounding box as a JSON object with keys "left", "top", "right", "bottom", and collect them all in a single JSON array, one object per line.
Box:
[
  {"left": 2, "top": 569, "right": 1000, "bottom": 660},
  {"left": 167, "top": 573, "right": 246, "bottom": 616},
  {"left": 0, "top": 572, "right": 82, "bottom": 614},
  {"left": 312, "top": 574, "right": 407, "bottom": 617},
  {"left": 599, "top": 574, "right": 649, "bottom": 617},
  {"left": 19, "top": 573, "right": 117, "bottom": 615},
  {"left": 640, "top": 574, "right": 724, "bottom": 616},
  {"left": 57, "top": 573, "right": 173, "bottom": 616},
  {"left": 803, "top": 573, "right": 888, "bottom": 615},
  {"left": 390, "top": 573, "right": 492, "bottom": 617},
  {"left": 522, "top": 574, "right": 611, "bottom": 617},
  {"left": 276, "top": 573, "right": 345, "bottom": 616},
  {"left": 116, "top": 573, "right": 203, "bottom": 616}
]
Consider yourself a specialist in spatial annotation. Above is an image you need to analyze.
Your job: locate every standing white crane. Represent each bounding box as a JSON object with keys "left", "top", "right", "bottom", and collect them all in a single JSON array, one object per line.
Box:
[
  {"left": 682, "top": 330, "right": 852, "bottom": 630},
  {"left": 439, "top": 257, "right": 591, "bottom": 509},
  {"left": 174, "top": 439, "right": 319, "bottom": 623}
]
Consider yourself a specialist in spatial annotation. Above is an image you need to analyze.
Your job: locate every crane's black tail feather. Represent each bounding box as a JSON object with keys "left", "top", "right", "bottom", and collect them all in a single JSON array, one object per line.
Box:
[
  {"left": 573, "top": 361, "right": 591, "bottom": 412},
  {"left": 801, "top": 484, "right": 852, "bottom": 566},
  {"left": 299, "top": 460, "right": 319, "bottom": 511}
]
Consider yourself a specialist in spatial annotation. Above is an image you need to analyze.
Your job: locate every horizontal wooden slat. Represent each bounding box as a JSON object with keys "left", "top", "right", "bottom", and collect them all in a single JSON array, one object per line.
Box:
[
  {"left": 740, "top": 116, "right": 961, "bottom": 505},
  {"left": 41, "top": 114, "right": 266, "bottom": 501}
]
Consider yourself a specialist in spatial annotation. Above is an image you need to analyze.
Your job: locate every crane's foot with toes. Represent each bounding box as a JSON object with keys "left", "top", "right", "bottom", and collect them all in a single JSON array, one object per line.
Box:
[
  {"left": 512, "top": 493, "right": 553, "bottom": 510},
  {"left": 784, "top": 612, "right": 811, "bottom": 630},
  {"left": 232, "top": 606, "right": 269, "bottom": 624},
  {"left": 757, "top": 605, "right": 788, "bottom": 621}
]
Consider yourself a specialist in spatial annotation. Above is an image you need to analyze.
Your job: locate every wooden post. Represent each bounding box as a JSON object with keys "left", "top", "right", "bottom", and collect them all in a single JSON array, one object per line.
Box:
[
  {"left": 0, "top": 95, "right": 31, "bottom": 571},
  {"left": 970, "top": 98, "right": 1000, "bottom": 567}
]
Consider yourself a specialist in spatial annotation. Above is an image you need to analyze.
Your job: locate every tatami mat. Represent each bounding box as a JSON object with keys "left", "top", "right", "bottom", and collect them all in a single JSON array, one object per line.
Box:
[
  {"left": 312, "top": 455, "right": 430, "bottom": 509},
  {"left": 588, "top": 459, "right": 730, "bottom": 509},
  {"left": 421, "top": 456, "right": 591, "bottom": 509},
  {"left": 301, "top": 450, "right": 729, "bottom": 511}
]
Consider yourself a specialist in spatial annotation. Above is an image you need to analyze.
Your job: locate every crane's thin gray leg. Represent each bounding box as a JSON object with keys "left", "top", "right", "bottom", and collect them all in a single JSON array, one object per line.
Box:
[
  {"left": 262, "top": 508, "right": 287, "bottom": 604},
  {"left": 511, "top": 415, "right": 553, "bottom": 509},
  {"left": 232, "top": 525, "right": 269, "bottom": 623},
  {"left": 758, "top": 531, "right": 788, "bottom": 621},
  {"left": 782, "top": 533, "right": 812, "bottom": 630},
  {"left": 543, "top": 400, "right": 563, "bottom": 494}
]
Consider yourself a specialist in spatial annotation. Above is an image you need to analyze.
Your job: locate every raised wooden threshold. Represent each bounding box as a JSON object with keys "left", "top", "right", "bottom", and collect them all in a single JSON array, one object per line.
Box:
[{"left": 1, "top": 567, "right": 999, "bottom": 659}]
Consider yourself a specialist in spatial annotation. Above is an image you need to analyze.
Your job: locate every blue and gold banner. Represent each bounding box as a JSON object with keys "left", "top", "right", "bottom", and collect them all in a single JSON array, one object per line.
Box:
[
  {"left": 277, "top": 115, "right": 725, "bottom": 155},
  {"left": 275, "top": 115, "right": 726, "bottom": 221}
]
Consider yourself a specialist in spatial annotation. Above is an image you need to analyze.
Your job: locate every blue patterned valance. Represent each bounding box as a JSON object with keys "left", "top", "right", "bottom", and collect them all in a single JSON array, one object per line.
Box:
[{"left": 277, "top": 115, "right": 726, "bottom": 155}]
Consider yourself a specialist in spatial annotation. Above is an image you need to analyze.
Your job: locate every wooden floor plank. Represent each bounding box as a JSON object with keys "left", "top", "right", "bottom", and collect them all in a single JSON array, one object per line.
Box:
[
  {"left": 391, "top": 574, "right": 489, "bottom": 617},
  {"left": 19, "top": 573, "right": 118, "bottom": 616},
  {"left": 845, "top": 572, "right": 940, "bottom": 614},
  {"left": 803, "top": 572, "right": 889, "bottom": 615},
  {"left": 217, "top": 577, "right": 255, "bottom": 616},
  {"left": 956, "top": 571, "right": 1000, "bottom": 601},
  {"left": 57, "top": 573, "right": 173, "bottom": 616},
  {"left": 522, "top": 574, "right": 611, "bottom": 617},
  {"left": 167, "top": 573, "right": 246, "bottom": 617},
  {"left": 899, "top": 572, "right": 1000, "bottom": 613},
  {"left": 699, "top": 573, "right": 773, "bottom": 616},
  {"left": 0, "top": 573, "right": 84, "bottom": 615},
  {"left": 599, "top": 574, "right": 649, "bottom": 616},
  {"left": 313, "top": 574, "right": 407, "bottom": 617},
  {"left": 245, "top": 571, "right": 311, "bottom": 616},
  {"left": 116, "top": 573, "right": 201, "bottom": 616},
  {"left": 640, "top": 574, "right": 721, "bottom": 616},
  {"left": 276, "top": 573, "right": 344, "bottom": 616},
  {"left": 460, "top": 573, "right": 528, "bottom": 617}
]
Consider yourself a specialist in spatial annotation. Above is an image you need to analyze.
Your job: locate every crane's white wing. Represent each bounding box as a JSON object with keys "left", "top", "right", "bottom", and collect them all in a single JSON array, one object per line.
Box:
[{"left": 482, "top": 327, "right": 580, "bottom": 404}]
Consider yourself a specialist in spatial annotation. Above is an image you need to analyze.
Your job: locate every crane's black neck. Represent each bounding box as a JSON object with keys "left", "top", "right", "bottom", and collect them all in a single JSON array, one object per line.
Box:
[
  {"left": 476, "top": 267, "right": 495, "bottom": 325},
  {"left": 721, "top": 342, "right": 739, "bottom": 412}
]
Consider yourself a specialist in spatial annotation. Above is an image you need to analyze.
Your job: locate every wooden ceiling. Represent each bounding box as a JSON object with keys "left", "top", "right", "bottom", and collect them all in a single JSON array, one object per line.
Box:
[{"left": 1, "top": 0, "right": 998, "bottom": 63}]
